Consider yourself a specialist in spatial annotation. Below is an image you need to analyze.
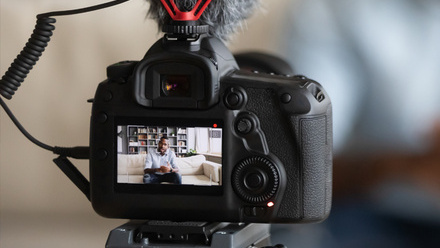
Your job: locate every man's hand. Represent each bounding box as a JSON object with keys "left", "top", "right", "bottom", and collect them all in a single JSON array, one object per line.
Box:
[
  {"left": 167, "top": 162, "right": 179, "bottom": 173},
  {"left": 159, "top": 165, "right": 171, "bottom": 173}
]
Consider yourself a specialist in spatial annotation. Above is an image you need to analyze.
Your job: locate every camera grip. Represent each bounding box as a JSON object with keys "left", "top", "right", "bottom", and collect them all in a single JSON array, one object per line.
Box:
[
  {"left": 245, "top": 87, "right": 332, "bottom": 221},
  {"left": 296, "top": 114, "right": 332, "bottom": 220}
]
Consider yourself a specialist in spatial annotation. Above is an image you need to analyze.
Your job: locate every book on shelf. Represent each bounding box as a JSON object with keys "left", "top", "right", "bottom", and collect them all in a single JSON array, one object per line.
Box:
[{"left": 138, "top": 128, "right": 148, "bottom": 133}]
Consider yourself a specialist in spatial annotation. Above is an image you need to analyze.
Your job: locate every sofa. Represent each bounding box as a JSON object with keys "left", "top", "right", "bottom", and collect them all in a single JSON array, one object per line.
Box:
[{"left": 117, "top": 154, "right": 222, "bottom": 185}]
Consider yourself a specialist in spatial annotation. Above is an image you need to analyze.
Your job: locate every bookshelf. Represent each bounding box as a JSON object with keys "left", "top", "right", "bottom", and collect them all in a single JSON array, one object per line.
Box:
[{"left": 126, "top": 125, "right": 188, "bottom": 157}]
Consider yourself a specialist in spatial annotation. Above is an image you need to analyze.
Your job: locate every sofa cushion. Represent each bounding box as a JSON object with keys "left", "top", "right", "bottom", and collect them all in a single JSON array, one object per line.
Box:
[
  {"left": 182, "top": 175, "right": 220, "bottom": 186},
  {"left": 176, "top": 155, "right": 206, "bottom": 175},
  {"left": 117, "top": 154, "right": 221, "bottom": 185},
  {"left": 118, "top": 154, "right": 146, "bottom": 176},
  {"left": 202, "top": 161, "right": 221, "bottom": 183}
]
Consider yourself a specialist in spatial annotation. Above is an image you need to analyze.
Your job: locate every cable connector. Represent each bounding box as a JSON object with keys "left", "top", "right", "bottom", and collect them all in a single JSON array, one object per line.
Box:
[{"left": 53, "top": 146, "right": 90, "bottom": 159}]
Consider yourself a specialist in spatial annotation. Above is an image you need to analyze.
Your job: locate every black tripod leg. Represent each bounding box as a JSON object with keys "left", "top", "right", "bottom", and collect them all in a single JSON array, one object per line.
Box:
[{"left": 53, "top": 156, "right": 90, "bottom": 201}]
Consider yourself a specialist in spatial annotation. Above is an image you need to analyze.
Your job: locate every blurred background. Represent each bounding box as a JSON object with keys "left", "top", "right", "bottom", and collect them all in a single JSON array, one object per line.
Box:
[
  {"left": 1, "top": 0, "right": 440, "bottom": 247},
  {"left": 271, "top": 0, "right": 440, "bottom": 247}
]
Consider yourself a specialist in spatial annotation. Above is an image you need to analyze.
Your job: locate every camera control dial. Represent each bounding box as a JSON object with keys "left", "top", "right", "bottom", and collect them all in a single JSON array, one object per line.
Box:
[{"left": 232, "top": 157, "right": 280, "bottom": 203}]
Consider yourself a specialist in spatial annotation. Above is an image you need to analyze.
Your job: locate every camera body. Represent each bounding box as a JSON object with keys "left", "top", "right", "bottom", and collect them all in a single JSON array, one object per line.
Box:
[{"left": 90, "top": 33, "right": 332, "bottom": 223}]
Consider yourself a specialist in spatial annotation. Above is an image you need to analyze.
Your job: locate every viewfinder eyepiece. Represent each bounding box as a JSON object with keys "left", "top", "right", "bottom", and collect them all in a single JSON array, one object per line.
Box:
[{"left": 161, "top": 75, "right": 191, "bottom": 97}]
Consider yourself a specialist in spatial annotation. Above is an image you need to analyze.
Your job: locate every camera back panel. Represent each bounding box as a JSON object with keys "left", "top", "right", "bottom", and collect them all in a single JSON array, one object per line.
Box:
[{"left": 90, "top": 35, "right": 332, "bottom": 223}]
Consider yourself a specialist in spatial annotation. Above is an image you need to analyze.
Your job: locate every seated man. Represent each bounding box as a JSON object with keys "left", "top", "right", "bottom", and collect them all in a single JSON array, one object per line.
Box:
[{"left": 143, "top": 137, "right": 182, "bottom": 184}]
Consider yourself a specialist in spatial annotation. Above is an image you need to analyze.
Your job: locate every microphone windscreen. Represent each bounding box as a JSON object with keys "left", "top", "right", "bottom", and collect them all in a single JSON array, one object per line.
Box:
[{"left": 146, "top": 0, "right": 261, "bottom": 40}]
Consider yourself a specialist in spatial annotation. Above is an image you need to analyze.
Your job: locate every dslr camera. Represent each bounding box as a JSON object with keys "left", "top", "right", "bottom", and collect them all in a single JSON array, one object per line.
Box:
[{"left": 90, "top": 1, "right": 332, "bottom": 224}]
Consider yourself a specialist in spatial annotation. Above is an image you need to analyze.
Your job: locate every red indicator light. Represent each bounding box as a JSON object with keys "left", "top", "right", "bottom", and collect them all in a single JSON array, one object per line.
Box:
[
  {"left": 213, "top": 123, "right": 218, "bottom": 128},
  {"left": 267, "top": 202, "right": 274, "bottom": 208}
]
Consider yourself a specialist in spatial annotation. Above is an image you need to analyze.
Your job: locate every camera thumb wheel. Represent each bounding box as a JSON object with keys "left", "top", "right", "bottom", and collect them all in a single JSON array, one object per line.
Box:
[{"left": 232, "top": 157, "right": 279, "bottom": 203}]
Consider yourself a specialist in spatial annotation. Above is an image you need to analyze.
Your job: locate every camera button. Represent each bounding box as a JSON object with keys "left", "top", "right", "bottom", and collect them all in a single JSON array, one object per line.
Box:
[
  {"left": 245, "top": 173, "right": 263, "bottom": 190},
  {"left": 96, "top": 149, "right": 108, "bottom": 160},
  {"left": 96, "top": 113, "right": 108, "bottom": 123},
  {"left": 255, "top": 207, "right": 266, "bottom": 217},
  {"left": 236, "top": 118, "right": 253, "bottom": 134},
  {"left": 244, "top": 207, "right": 266, "bottom": 217},
  {"left": 226, "top": 93, "right": 240, "bottom": 106},
  {"left": 103, "top": 91, "right": 113, "bottom": 102},
  {"left": 281, "top": 93, "right": 292, "bottom": 104},
  {"left": 244, "top": 207, "right": 253, "bottom": 216},
  {"left": 224, "top": 87, "right": 247, "bottom": 109},
  {"left": 106, "top": 61, "right": 136, "bottom": 81}
]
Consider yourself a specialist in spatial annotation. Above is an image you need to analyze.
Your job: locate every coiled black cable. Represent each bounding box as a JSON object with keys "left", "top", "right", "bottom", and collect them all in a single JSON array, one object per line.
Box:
[
  {"left": 0, "top": 0, "right": 130, "bottom": 100},
  {"left": 0, "top": 0, "right": 131, "bottom": 156},
  {"left": 0, "top": 17, "right": 56, "bottom": 99}
]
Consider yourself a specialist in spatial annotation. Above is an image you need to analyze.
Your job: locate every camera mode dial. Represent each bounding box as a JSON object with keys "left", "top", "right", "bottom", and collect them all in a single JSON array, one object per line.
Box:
[{"left": 232, "top": 157, "right": 280, "bottom": 203}]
